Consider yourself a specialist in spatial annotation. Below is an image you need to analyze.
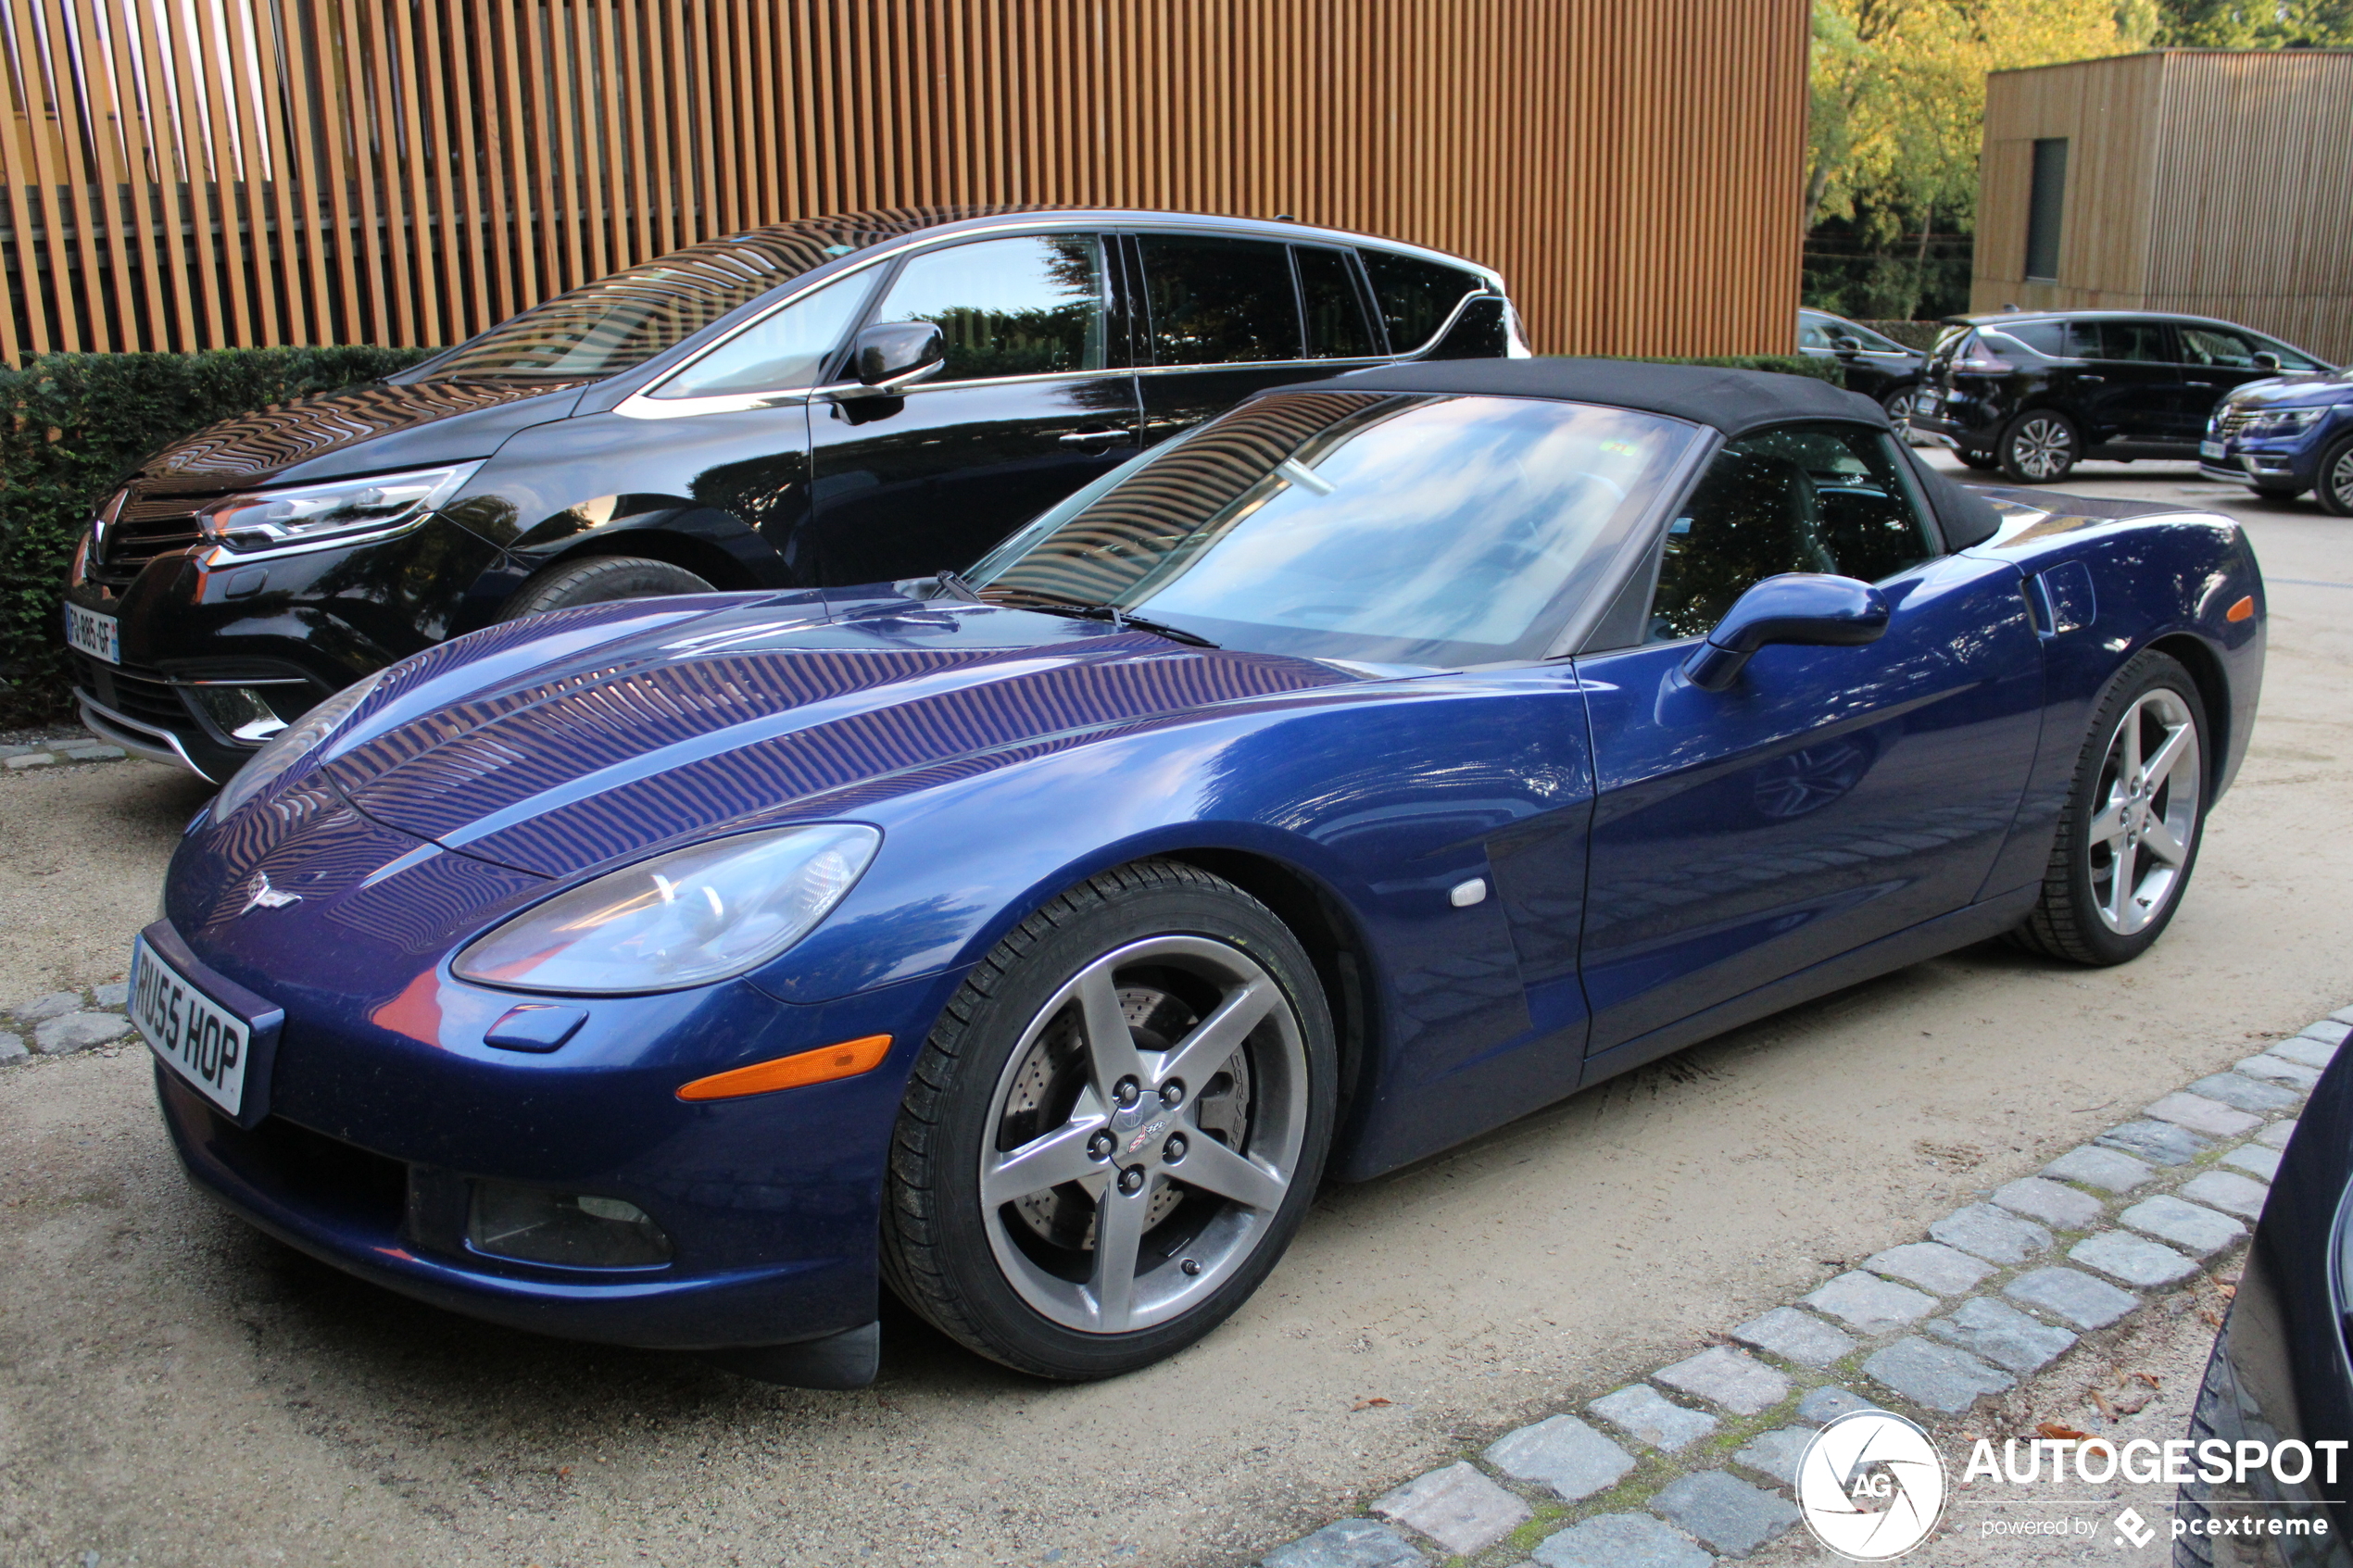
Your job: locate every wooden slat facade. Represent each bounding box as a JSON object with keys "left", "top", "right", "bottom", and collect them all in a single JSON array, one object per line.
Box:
[
  {"left": 1974, "top": 49, "right": 2353, "bottom": 363},
  {"left": 0, "top": 0, "right": 1807, "bottom": 367}
]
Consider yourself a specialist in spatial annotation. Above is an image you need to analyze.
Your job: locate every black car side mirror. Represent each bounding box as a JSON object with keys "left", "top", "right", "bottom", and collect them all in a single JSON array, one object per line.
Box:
[
  {"left": 843, "top": 321, "right": 946, "bottom": 397},
  {"left": 1684, "top": 574, "right": 1890, "bottom": 691},
  {"left": 1830, "top": 332, "right": 1862, "bottom": 356},
  {"left": 2252, "top": 351, "right": 2282, "bottom": 372}
]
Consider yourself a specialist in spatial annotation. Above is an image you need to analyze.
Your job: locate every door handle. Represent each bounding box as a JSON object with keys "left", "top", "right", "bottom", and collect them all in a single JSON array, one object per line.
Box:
[
  {"left": 1058, "top": 428, "right": 1129, "bottom": 446},
  {"left": 2185, "top": 380, "right": 2214, "bottom": 387},
  {"left": 2078, "top": 375, "right": 2104, "bottom": 383}
]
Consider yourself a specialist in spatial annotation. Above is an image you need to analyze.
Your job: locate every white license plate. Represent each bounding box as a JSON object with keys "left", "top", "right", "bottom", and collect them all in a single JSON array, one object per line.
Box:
[
  {"left": 65, "top": 602, "right": 120, "bottom": 664},
  {"left": 1914, "top": 392, "right": 1937, "bottom": 413},
  {"left": 130, "top": 935, "right": 254, "bottom": 1117},
  {"left": 2200, "top": 440, "right": 2227, "bottom": 461}
]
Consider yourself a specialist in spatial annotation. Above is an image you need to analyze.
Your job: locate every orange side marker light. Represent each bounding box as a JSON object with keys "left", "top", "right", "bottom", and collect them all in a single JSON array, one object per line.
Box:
[
  {"left": 2226, "top": 595, "right": 2256, "bottom": 622},
  {"left": 676, "top": 1035, "right": 892, "bottom": 1102}
]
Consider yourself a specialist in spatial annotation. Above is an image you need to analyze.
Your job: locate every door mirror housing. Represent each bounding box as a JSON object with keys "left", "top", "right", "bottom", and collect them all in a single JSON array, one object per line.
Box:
[
  {"left": 1683, "top": 573, "right": 1891, "bottom": 691},
  {"left": 1830, "top": 332, "right": 1862, "bottom": 356},
  {"left": 2252, "top": 351, "right": 2283, "bottom": 373},
  {"left": 843, "top": 321, "right": 946, "bottom": 396}
]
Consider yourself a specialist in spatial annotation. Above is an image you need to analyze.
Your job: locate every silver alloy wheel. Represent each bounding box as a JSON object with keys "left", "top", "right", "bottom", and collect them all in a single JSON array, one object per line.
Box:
[
  {"left": 2331, "top": 444, "right": 2353, "bottom": 509},
  {"left": 978, "top": 934, "right": 1307, "bottom": 1335},
  {"left": 2088, "top": 687, "right": 2201, "bottom": 935},
  {"left": 2009, "top": 415, "right": 2075, "bottom": 479}
]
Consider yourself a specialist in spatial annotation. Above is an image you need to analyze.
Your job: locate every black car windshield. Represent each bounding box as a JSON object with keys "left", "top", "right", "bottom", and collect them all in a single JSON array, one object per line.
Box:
[{"left": 967, "top": 391, "right": 1700, "bottom": 667}]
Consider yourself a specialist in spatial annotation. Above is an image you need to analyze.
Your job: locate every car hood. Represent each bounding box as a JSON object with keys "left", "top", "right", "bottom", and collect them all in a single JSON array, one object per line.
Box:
[
  {"left": 133, "top": 377, "right": 589, "bottom": 495},
  {"left": 318, "top": 595, "right": 1359, "bottom": 878},
  {"left": 2222, "top": 371, "right": 2350, "bottom": 409}
]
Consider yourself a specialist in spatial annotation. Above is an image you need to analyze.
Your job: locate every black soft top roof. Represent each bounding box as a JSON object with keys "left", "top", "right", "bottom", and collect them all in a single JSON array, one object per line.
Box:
[{"left": 1287, "top": 357, "right": 1891, "bottom": 438}]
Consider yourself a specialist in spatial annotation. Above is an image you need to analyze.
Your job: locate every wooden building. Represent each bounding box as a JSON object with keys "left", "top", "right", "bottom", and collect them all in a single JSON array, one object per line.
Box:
[
  {"left": 1973, "top": 49, "right": 2353, "bottom": 363},
  {"left": 0, "top": 0, "right": 1807, "bottom": 367}
]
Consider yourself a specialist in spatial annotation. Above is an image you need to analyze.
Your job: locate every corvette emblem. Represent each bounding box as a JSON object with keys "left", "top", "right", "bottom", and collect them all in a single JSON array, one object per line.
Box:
[{"left": 239, "top": 873, "right": 302, "bottom": 915}]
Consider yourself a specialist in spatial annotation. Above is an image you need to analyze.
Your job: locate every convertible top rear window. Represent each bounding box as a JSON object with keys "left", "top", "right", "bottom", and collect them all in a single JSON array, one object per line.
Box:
[{"left": 971, "top": 391, "right": 1700, "bottom": 667}]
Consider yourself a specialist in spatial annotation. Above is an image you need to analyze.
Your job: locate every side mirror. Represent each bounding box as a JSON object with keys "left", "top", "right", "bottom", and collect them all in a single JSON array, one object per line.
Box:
[
  {"left": 2252, "top": 351, "right": 2282, "bottom": 373},
  {"left": 1683, "top": 574, "right": 1890, "bottom": 692},
  {"left": 1830, "top": 332, "right": 1862, "bottom": 356},
  {"left": 844, "top": 321, "right": 945, "bottom": 396}
]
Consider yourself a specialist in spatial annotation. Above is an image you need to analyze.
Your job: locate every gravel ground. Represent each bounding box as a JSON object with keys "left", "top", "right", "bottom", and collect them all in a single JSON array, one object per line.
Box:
[{"left": 0, "top": 458, "right": 2346, "bottom": 1568}]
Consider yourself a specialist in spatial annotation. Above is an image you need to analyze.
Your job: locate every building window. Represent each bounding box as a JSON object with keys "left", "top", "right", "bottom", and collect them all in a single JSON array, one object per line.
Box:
[{"left": 2025, "top": 138, "right": 2068, "bottom": 282}]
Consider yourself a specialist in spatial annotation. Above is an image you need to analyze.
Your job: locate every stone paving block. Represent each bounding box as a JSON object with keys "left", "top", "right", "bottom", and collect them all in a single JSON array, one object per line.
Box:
[
  {"left": 1925, "top": 1296, "right": 2077, "bottom": 1375},
  {"left": 2301, "top": 1020, "right": 2353, "bottom": 1045},
  {"left": 2271, "top": 1036, "right": 2342, "bottom": 1071},
  {"left": 2179, "top": 1170, "right": 2271, "bottom": 1222},
  {"left": 2236, "top": 1054, "right": 2323, "bottom": 1091},
  {"left": 1803, "top": 1271, "right": 1938, "bottom": 1334},
  {"left": 57, "top": 743, "right": 126, "bottom": 761},
  {"left": 1262, "top": 1518, "right": 1428, "bottom": 1568},
  {"left": 2043, "top": 1145, "right": 2156, "bottom": 1195},
  {"left": 1863, "top": 1336, "right": 2013, "bottom": 1413},
  {"left": 2331, "top": 1008, "right": 2353, "bottom": 1026},
  {"left": 93, "top": 981, "right": 129, "bottom": 1009},
  {"left": 1591, "top": 1384, "right": 1718, "bottom": 1451},
  {"left": 3, "top": 753, "right": 57, "bottom": 770},
  {"left": 1730, "top": 1425, "right": 1818, "bottom": 1487},
  {"left": 1992, "top": 1176, "right": 2104, "bottom": 1231},
  {"left": 1655, "top": 1346, "right": 1790, "bottom": 1416},
  {"left": 1651, "top": 1470, "right": 1798, "bottom": 1557},
  {"left": 1864, "top": 1241, "right": 1994, "bottom": 1297},
  {"left": 33, "top": 1011, "right": 130, "bottom": 1054},
  {"left": 1797, "top": 1386, "right": 1881, "bottom": 1424},
  {"left": 2221, "top": 1145, "right": 2282, "bottom": 1183},
  {"left": 2257, "top": 1120, "right": 2297, "bottom": 1150},
  {"left": 0, "top": 742, "right": 37, "bottom": 759},
  {"left": 2145, "top": 1092, "right": 2263, "bottom": 1139},
  {"left": 2187, "top": 1073, "right": 2301, "bottom": 1115},
  {"left": 1532, "top": 1512, "right": 1712, "bottom": 1568},
  {"left": 2005, "top": 1267, "right": 2141, "bottom": 1329},
  {"left": 8, "top": 990, "right": 82, "bottom": 1023},
  {"left": 0, "top": 1032, "right": 23, "bottom": 1063},
  {"left": 2097, "top": 1119, "right": 2210, "bottom": 1166},
  {"left": 1730, "top": 1306, "right": 1856, "bottom": 1370},
  {"left": 2120, "top": 1195, "right": 2245, "bottom": 1257},
  {"left": 1485, "top": 1415, "right": 1636, "bottom": 1502},
  {"left": 1930, "top": 1203, "right": 2052, "bottom": 1266},
  {"left": 2070, "top": 1231, "right": 2197, "bottom": 1289},
  {"left": 1372, "top": 1461, "right": 1529, "bottom": 1556}
]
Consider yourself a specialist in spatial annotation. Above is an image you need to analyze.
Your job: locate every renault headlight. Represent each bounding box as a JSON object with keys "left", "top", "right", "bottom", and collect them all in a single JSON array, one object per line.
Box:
[
  {"left": 2238, "top": 406, "right": 2328, "bottom": 439},
  {"left": 195, "top": 462, "right": 479, "bottom": 554},
  {"left": 212, "top": 668, "right": 388, "bottom": 817},
  {"left": 453, "top": 824, "right": 881, "bottom": 995}
]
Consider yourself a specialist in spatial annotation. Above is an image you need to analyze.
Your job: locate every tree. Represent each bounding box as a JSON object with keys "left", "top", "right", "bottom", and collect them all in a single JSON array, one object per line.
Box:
[{"left": 2154, "top": 0, "right": 2353, "bottom": 45}]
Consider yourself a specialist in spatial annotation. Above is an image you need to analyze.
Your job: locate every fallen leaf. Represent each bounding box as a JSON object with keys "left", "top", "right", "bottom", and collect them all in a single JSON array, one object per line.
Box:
[
  {"left": 2217, "top": 1282, "right": 2238, "bottom": 1300},
  {"left": 557, "top": 1465, "right": 572, "bottom": 1476},
  {"left": 2133, "top": 1372, "right": 2161, "bottom": 1390},
  {"left": 2198, "top": 1307, "right": 2224, "bottom": 1327},
  {"left": 2108, "top": 1387, "right": 2154, "bottom": 1416},
  {"left": 1350, "top": 1396, "right": 1392, "bottom": 1411},
  {"left": 2088, "top": 1388, "right": 2118, "bottom": 1422},
  {"left": 2039, "top": 1423, "right": 2094, "bottom": 1441}
]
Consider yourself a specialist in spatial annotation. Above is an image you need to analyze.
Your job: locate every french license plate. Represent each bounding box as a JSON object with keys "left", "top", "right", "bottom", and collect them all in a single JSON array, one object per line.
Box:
[
  {"left": 64, "top": 602, "right": 119, "bottom": 664},
  {"left": 1914, "top": 391, "right": 1937, "bottom": 413},
  {"left": 2200, "top": 440, "right": 2227, "bottom": 461},
  {"left": 129, "top": 934, "right": 255, "bottom": 1117}
]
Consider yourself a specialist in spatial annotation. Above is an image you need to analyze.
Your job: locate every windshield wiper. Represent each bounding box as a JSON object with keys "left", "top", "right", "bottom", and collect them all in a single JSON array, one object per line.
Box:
[{"left": 983, "top": 587, "right": 1219, "bottom": 648}]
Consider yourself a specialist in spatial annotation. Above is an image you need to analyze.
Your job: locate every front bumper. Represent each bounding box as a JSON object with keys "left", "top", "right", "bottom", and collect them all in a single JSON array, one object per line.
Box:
[{"left": 2201, "top": 439, "right": 2320, "bottom": 493}]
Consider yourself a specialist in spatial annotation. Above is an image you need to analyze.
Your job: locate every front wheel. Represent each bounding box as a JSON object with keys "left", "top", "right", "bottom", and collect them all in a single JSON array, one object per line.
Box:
[
  {"left": 2317, "top": 433, "right": 2353, "bottom": 517},
  {"left": 1998, "top": 409, "right": 2080, "bottom": 483},
  {"left": 2012, "top": 650, "right": 2209, "bottom": 965},
  {"left": 881, "top": 860, "right": 1336, "bottom": 1379},
  {"left": 497, "top": 555, "right": 715, "bottom": 620}
]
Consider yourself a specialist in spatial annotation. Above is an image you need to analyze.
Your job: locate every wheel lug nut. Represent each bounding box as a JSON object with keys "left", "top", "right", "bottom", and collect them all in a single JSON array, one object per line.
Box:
[
  {"left": 1180, "top": 1258, "right": 1202, "bottom": 1276},
  {"left": 1118, "top": 1166, "right": 1146, "bottom": 1195},
  {"left": 1160, "top": 1080, "right": 1185, "bottom": 1108},
  {"left": 1164, "top": 1135, "right": 1188, "bottom": 1163},
  {"left": 1088, "top": 1132, "right": 1114, "bottom": 1160},
  {"left": 1114, "top": 1077, "right": 1140, "bottom": 1108}
]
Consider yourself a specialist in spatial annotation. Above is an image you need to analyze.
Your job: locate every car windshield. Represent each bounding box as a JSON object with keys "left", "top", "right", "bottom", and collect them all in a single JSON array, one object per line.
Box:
[{"left": 967, "top": 391, "right": 1700, "bottom": 667}]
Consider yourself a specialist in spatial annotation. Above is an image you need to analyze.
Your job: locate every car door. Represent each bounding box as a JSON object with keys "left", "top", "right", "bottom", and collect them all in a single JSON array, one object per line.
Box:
[
  {"left": 1570, "top": 421, "right": 2044, "bottom": 1072},
  {"left": 2061, "top": 319, "right": 2178, "bottom": 445},
  {"left": 1131, "top": 232, "right": 1386, "bottom": 447},
  {"left": 2174, "top": 323, "right": 2284, "bottom": 439},
  {"left": 804, "top": 231, "right": 1142, "bottom": 584}
]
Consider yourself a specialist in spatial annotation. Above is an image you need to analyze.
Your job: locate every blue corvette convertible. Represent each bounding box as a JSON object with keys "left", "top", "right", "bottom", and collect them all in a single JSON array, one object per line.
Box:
[{"left": 137, "top": 359, "right": 2265, "bottom": 1386}]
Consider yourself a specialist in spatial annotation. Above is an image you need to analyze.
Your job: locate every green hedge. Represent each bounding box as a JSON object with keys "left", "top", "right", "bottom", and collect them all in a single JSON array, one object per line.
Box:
[
  {"left": 1853, "top": 320, "right": 1948, "bottom": 353},
  {"left": 0, "top": 345, "right": 440, "bottom": 725},
  {"left": 1572, "top": 352, "right": 1844, "bottom": 384}
]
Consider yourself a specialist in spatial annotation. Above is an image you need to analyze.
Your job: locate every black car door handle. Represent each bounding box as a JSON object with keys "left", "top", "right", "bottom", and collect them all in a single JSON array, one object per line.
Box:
[
  {"left": 2078, "top": 375, "right": 2104, "bottom": 383},
  {"left": 1058, "top": 428, "right": 1130, "bottom": 446},
  {"left": 2185, "top": 381, "right": 2214, "bottom": 387}
]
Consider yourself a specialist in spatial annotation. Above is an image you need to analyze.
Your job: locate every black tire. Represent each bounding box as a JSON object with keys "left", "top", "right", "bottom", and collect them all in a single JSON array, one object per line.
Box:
[
  {"left": 1956, "top": 448, "right": 2000, "bottom": 471},
  {"left": 1996, "top": 408, "right": 2081, "bottom": 483},
  {"left": 2317, "top": 433, "right": 2353, "bottom": 517},
  {"left": 497, "top": 555, "right": 715, "bottom": 620},
  {"left": 880, "top": 859, "right": 1337, "bottom": 1380},
  {"left": 2012, "top": 649, "right": 2210, "bottom": 966}
]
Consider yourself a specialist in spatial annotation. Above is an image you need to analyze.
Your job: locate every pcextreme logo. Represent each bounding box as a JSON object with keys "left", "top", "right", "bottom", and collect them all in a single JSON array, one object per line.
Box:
[{"left": 1797, "top": 1411, "right": 1947, "bottom": 1561}]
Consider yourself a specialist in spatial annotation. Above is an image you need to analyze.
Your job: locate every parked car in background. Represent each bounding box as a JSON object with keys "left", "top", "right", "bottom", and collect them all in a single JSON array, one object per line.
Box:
[
  {"left": 2201, "top": 370, "right": 2353, "bottom": 516},
  {"left": 1909, "top": 310, "right": 2334, "bottom": 483},
  {"left": 1798, "top": 307, "right": 1925, "bottom": 423},
  {"left": 63, "top": 206, "right": 1523, "bottom": 783}
]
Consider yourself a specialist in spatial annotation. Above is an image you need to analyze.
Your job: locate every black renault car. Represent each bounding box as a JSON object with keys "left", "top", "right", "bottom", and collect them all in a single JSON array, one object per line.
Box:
[
  {"left": 64, "top": 205, "right": 1523, "bottom": 781},
  {"left": 1909, "top": 309, "right": 2333, "bottom": 483}
]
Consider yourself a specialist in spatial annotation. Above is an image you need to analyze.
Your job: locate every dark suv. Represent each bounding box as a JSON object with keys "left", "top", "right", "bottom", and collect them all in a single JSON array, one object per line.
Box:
[
  {"left": 65, "top": 206, "right": 1522, "bottom": 781},
  {"left": 1909, "top": 309, "right": 2333, "bottom": 483}
]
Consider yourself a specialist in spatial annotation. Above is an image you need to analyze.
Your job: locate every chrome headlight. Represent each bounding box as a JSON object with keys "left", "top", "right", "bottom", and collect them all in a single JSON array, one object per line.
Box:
[
  {"left": 212, "top": 668, "right": 389, "bottom": 817},
  {"left": 453, "top": 824, "right": 881, "bottom": 995},
  {"left": 2239, "top": 407, "right": 2328, "bottom": 439},
  {"left": 195, "top": 462, "right": 479, "bottom": 555}
]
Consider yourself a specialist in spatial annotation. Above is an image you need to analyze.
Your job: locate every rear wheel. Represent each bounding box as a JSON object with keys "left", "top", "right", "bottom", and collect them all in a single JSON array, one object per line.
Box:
[
  {"left": 2012, "top": 650, "right": 2208, "bottom": 966},
  {"left": 497, "top": 555, "right": 715, "bottom": 620},
  {"left": 2317, "top": 433, "right": 2353, "bottom": 517},
  {"left": 1880, "top": 387, "right": 1916, "bottom": 425},
  {"left": 880, "top": 860, "right": 1336, "bottom": 1379},
  {"left": 1997, "top": 409, "right": 2080, "bottom": 483}
]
